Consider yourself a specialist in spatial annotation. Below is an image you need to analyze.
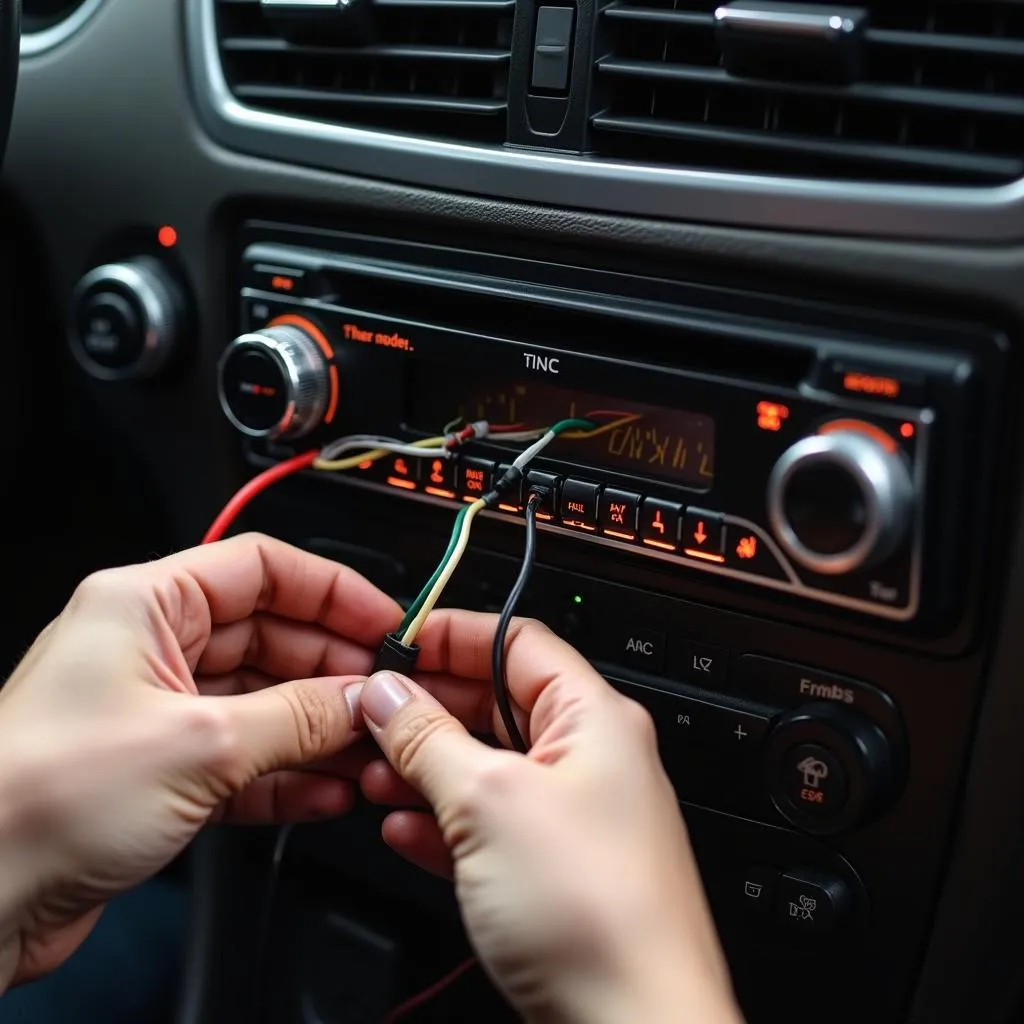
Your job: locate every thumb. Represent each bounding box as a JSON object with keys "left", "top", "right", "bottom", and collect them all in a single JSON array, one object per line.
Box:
[
  {"left": 360, "top": 671, "right": 489, "bottom": 810},
  {"left": 219, "top": 676, "right": 366, "bottom": 776}
]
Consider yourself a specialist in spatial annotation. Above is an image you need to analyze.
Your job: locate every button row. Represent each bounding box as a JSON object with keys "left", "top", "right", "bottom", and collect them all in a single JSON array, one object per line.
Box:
[{"left": 357, "top": 452, "right": 779, "bottom": 567}]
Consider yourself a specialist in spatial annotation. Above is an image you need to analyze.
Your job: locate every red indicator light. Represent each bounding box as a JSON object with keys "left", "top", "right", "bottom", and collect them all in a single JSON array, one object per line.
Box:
[
  {"left": 157, "top": 225, "right": 178, "bottom": 248},
  {"left": 900, "top": 422, "right": 915, "bottom": 439}
]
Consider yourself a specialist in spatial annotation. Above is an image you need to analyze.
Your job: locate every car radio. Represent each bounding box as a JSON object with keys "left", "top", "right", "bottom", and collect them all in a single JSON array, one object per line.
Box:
[{"left": 219, "top": 232, "right": 1001, "bottom": 636}]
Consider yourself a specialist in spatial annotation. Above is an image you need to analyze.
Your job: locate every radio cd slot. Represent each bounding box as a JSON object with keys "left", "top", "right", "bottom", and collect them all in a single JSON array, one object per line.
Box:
[{"left": 244, "top": 242, "right": 816, "bottom": 387}]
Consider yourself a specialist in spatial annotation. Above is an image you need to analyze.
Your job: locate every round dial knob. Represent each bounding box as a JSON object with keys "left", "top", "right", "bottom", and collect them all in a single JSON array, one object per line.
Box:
[
  {"left": 217, "top": 323, "right": 330, "bottom": 440},
  {"left": 767, "top": 428, "right": 913, "bottom": 576},
  {"left": 765, "top": 701, "right": 898, "bottom": 835},
  {"left": 68, "top": 257, "right": 183, "bottom": 381}
]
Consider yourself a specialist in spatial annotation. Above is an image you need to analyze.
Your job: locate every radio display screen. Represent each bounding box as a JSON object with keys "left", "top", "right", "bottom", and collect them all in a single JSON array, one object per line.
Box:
[{"left": 407, "top": 375, "right": 715, "bottom": 489}]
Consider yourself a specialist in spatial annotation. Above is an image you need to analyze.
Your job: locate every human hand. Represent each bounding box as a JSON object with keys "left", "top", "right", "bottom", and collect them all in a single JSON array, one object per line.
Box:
[
  {"left": 358, "top": 613, "right": 742, "bottom": 1024},
  {"left": 0, "top": 534, "right": 400, "bottom": 991}
]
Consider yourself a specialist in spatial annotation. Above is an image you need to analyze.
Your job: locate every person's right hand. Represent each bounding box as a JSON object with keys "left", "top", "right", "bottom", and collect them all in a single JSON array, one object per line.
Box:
[{"left": 358, "top": 613, "right": 742, "bottom": 1024}]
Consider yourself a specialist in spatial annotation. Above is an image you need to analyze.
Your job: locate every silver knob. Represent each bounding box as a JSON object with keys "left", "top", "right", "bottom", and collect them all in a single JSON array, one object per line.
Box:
[
  {"left": 767, "top": 429, "right": 914, "bottom": 576},
  {"left": 68, "top": 258, "right": 183, "bottom": 381},
  {"left": 217, "top": 324, "right": 329, "bottom": 440}
]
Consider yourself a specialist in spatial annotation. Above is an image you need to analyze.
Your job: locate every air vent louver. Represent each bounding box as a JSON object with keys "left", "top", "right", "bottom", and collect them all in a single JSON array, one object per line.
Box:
[
  {"left": 593, "top": 1, "right": 1024, "bottom": 183},
  {"left": 215, "top": 0, "right": 514, "bottom": 144}
]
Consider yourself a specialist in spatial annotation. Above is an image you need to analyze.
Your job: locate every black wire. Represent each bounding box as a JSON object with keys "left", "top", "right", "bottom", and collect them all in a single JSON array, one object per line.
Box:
[{"left": 492, "top": 495, "right": 540, "bottom": 754}]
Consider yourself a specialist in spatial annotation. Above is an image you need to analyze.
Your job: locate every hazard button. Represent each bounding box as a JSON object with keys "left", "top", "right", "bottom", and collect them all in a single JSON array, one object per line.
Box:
[{"left": 613, "top": 626, "right": 666, "bottom": 674}]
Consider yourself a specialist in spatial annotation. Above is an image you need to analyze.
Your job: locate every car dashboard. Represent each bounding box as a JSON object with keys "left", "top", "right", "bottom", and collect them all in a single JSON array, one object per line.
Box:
[{"left": 4, "top": 1, "right": 1024, "bottom": 1022}]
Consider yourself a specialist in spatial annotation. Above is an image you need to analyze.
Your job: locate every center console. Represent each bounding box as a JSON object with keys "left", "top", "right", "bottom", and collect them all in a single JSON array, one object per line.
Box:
[{"left": 179, "top": 217, "right": 1009, "bottom": 1024}]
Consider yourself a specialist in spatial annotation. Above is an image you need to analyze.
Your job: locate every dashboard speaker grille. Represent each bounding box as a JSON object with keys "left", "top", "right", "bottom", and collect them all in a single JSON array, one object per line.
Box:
[
  {"left": 591, "top": 1, "right": 1024, "bottom": 184},
  {"left": 215, "top": 0, "right": 514, "bottom": 144}
]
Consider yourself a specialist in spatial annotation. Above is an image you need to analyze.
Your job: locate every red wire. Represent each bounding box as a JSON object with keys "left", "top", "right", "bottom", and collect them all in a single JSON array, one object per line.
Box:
[
  {"left": 583, "top": 408, "right": 636, "bottom": 419},
  {"left": 202, "top": 450, "right": 318, "bottom": 544},
  {"left": 384, "top": 956, "right": 478, "bottom": 1022},
  {"left": 487, "top": 422, "right": 527, "bottom": 433}
]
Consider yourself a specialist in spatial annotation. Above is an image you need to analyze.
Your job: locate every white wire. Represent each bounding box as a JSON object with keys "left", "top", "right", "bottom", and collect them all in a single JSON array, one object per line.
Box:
[
  {"left": 512, "top": 430, "right": 557, "bottom": 471},
  {"left": 319, "top": 436, "right": 449, "bottom": 462}
]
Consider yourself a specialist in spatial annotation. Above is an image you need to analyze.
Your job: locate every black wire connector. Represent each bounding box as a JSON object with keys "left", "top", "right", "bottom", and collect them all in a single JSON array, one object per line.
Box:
[
  {"left": 491, "top": 490, "right": 544, "bottom": 754},
  {"left": 373, "top": 631, "right": 421, "bottom": 677}
]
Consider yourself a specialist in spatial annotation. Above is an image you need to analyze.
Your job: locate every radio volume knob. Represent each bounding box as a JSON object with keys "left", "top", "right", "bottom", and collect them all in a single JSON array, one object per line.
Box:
[
  {"left": 217, "top": 322, "right": 330, "bottom": 440},
  {"left": 767, "top": 428, "right": 913, "bottom": 576}
]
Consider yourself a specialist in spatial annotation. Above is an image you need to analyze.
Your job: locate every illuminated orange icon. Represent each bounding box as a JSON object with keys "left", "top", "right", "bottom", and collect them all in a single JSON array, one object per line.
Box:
[
  {"left": 736, "top": 536, "right": 758, "bottom": 560},
  {"left": 609, "top": 502, "right": 627, "bottom": 526},
  {"left": 652, "top": 510, "right": 665, "bottom": 534},
  {"left": 693, "top": 521, "right": 708, "bottom": 545},
  {"left": 568, "top": 501, "right": 586, "bottom": 515},
  {"left": 271, "top": 275, "right": 295, "bottom": 292},
  {"left": 900, "top": 422, "right": 915, "bottom": 439},
  {"left": 430, "top": 460, "right": 445, "bottom": 485},
  {"left": 842, "top": 372, "right": 900, "bottom": 399},
  {"left": 358, "top": 460, "right": 374, "bottom": 471},
  {"left": 757, "top": 401, "right": 790, "bottom": 432},
  {"left": 465, "top": 467, "right": 485, "bottom": 493},
  {"left": 393, "top": 458, "right": 410, "bottom": 477}
]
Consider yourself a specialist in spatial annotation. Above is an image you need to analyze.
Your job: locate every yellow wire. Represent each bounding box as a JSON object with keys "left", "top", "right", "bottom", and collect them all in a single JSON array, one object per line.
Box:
[
  {"left": 401, "top": 497, "right": 487, "bottom": 645},
  {"left": 313, "top": 435, "right": 447, "bottom": 472},
  {"left": 560, "top": 414, "right": 641, "bottom": 440}
]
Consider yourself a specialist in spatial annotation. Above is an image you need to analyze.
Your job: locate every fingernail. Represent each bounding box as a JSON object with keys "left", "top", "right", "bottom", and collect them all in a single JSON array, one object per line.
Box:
[
  {"left": 343, "top": 682, "right": 366, "bottom": 731},
  {"left": 362, "top": 671, "right": 414, "bottom": 727}
]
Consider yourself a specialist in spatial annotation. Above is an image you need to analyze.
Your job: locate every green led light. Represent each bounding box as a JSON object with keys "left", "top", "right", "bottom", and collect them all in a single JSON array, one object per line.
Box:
[{"left": 573, "top": 594, "right": 584, "bottom": 605}]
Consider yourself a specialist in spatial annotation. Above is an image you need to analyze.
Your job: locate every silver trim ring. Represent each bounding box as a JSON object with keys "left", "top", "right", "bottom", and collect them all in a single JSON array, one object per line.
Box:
[
  {"left": 766, "top": 431, "right": 913, "bottom": 577},
  {"left": 68, "top": 258, "right": 180, "bottom": 382},
  {"left": 21, "top": 0, "right": 107, "bottom": 56}
]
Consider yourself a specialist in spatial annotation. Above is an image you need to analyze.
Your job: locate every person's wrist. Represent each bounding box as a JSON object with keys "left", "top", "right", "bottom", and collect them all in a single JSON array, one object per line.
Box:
[
  {"left": 0, "top": 778, "right": 34, "bottom": 992},
  {"left": 535, "top": 930, "right": 741, "bottom": 1024}
]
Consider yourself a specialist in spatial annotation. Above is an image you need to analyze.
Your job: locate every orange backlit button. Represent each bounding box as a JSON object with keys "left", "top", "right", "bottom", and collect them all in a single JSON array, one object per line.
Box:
[
  {"left": 599, "top": 488, "right": 641, "bottom": 541},
  {"left": 639, "top": 498, "right": 682, "bottom": 551},
  {"left": 424, "top": 455, "right": 458, "bottom": 500},
  {"left": 682, "top": 510, "right": 725, "bottom": 561},
  {"left": 816, "top": 358, "right": 925, "bottom": 406},
  {"left": 384, "top": 454, "right": 420, "bottom": 491},
  {"left": 457, "top": 458, "right": 495, "bottom": 501},
  {"left": 248, "top": 262, "right": 307, "bottom": 297},
  {"left": 559, "top": 478, "right": 601, "bottom": 530}
]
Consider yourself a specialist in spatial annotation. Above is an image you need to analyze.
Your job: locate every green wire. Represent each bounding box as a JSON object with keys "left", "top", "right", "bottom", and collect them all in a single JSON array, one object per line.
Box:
[
  {"left": 394, "top": 418, "right": 596, "bottom": 638},
  {"left": 398, "top": 505, "right": 469, "bottom": 636},
  {"left": 551, "top": 418, "right": 596, "bottom": 434}
]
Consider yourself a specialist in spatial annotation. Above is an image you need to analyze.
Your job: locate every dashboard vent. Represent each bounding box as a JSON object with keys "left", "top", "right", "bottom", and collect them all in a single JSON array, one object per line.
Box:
[
  {"left": 215, "top": 0, "right": 514, "bottom": 144},
  {"left": 592, "top": 1, "right": 1024, "bottom": 183}
]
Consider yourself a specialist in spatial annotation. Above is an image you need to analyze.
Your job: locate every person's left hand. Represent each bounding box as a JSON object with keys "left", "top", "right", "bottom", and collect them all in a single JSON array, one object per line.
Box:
[{"left": 0, "top": 533, "right": 401, "bottom": 991}]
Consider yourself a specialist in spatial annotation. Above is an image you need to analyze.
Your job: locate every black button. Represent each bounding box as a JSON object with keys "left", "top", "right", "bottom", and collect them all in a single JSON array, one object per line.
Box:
[
  {"left": 739, "top": 865, "right": 779, "bottom": 918},
  {"left": 423, "top": 455, "right": 458, "bottom": 498},
  {"left": 682, "top": 509, "right": 725, "bottom": 557},
  {"left": 560, "top": 478, "right": 601, "bottom": 529},
  {"left": 458, "top": 457, "right": 494, "bottom": 501},
  {"left": 496, "top": 463, "right": 523, "bottom": 512},
  {"left": 532, "top": 6, "right": 574, "bottom": 92},
  {"left": 608, "top": 677, "right": 770, "bottom": 811},
  {"left": 639, "top": 498, "right": 681, "bottom": 550},
  {"left": 775, "top": 869, "right": 851, "bottom": 936},
  {"left": 77, "top": 291, "right": 144, "bottom": 370},
  {"left": 780, "top": 743, "right": 848, "bottom": 817},
  {"left": 526, "top": 471, "right": 560, "bottom": 519},
  {"left": 599, "top": 488, "right": 640, "bottom": 540},
  {"left": 674, "top": 640, "right": 729, "bottom": 686},
  {"left": 611, "top": 626, "right": 666, "bottom": 673}
]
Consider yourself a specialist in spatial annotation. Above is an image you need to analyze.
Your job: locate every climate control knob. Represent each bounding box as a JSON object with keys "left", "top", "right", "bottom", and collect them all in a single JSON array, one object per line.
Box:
[
  {"left": 217, "top": 322, "right": 330, "bottom": 440},
  {"left": 766, "top": 427, "right": 913, "bottom": 576},
  {"left": 69, "top": 257, "right": 184, "bottom": 381}
]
